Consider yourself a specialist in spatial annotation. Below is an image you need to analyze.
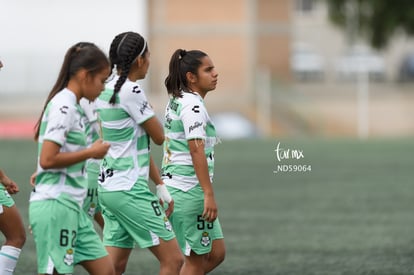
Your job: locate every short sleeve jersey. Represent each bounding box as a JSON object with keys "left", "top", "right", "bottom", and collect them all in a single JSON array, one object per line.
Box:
[
  {"left": 79, "top": 99, "right": 100, "bottom": 167},
  {"left": 95, "top": 76, "right": 155, "bottom": 191},
  {"left": 30, "top": 89, "right": 89, "bottom": 209},
  {"left": 162, "top": 92, "right": 218, "bottom": 192}
]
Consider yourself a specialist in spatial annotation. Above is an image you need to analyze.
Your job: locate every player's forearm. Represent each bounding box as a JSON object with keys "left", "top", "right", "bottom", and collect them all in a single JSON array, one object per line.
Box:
[
  {"left": 40, "top": 149, "right": 93, "bottom": 169},
  {"left": 0, "top": 169, "right": 5, "bottom": 183},
  {"left": 190, "top": 145, "right": 214, "bottom": 197},
  {"left": 149, "top": 155, "right": 163, "bottom": 185}
]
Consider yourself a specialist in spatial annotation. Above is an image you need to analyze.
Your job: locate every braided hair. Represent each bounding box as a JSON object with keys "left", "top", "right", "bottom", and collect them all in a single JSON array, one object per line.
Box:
[{"left": 108, "top": 31, "right": 148, "bottom": 104}]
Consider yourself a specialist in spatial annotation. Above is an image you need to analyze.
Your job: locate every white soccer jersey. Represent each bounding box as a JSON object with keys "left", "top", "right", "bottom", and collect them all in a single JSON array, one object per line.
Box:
[
  {"left": 162, "top": 92, "right": 219, "bottom": 192},
  {"left": 95, "top": 76, "right": 155, "bottom": 191},
  {"left": 80, "top": 98, "right": 101, "bottom": 167},
  {"left": 30, "top": 88, "right": 89, "bottom": 208}
]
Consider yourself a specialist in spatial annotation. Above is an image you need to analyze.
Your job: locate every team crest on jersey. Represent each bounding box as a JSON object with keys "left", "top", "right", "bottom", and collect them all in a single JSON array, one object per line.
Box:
[
  {"left": 200, "top": 232, "right": 211, "bottom": 247},
  {"left": 63, "top": 248, "right": 74, "bottom": 266},
  {"left": 88, "top": 202, "right": 96, "bottom": 217},
  {"left": 164, "top": 216, "right": 172, "bottom": 232},
  {"left": 3, "top": 190, "right": 10, "bottom": 198}
]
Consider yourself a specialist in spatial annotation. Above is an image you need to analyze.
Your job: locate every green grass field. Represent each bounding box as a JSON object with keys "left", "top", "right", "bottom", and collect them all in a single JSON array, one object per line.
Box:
[{"left": 1, "top": 138, "right": 414, "bottom": 275}]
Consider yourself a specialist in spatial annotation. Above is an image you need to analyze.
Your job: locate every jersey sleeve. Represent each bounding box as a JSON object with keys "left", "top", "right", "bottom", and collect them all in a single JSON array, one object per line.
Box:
[
  {"left": 181, "top": 100, "right": 208, "bottom": 140},
  {"left": 43, "top": 102, "right": 76, "bottom": 146},
  {"left": 122, "top": 85, "right": 155, "bottom": 124}
]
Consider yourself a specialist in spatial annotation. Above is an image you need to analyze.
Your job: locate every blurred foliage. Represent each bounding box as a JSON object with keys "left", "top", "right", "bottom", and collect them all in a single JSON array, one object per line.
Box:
[{"left": 326, "top": 0, "right": 414, "bottom": 49}]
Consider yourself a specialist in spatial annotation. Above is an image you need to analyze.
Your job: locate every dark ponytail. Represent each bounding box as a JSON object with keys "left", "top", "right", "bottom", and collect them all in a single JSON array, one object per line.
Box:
[
  {"left": 34, "top": 42, "right": 109, "bottom": 140},
  {"left": 108, "top": 31, "right": 148, "bottom": 104},
  {"left": 165, "top": 49, "right": 207, "bottom": 98}
]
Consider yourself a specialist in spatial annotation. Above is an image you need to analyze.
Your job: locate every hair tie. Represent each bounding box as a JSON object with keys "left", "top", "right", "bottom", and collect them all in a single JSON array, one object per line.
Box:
[
  {"left": 179, "top": 49, "right": 187, "bottom": 60},
  {"left": 116, "top": 33, "right": 129, "bottom": 56}
]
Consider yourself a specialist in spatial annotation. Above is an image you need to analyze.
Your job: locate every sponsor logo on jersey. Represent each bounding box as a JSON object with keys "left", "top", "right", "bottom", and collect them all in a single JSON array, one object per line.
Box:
[
  {"left": 189, "top": 121, "right": 203, "bottom": 133},
  {"left": 132, "top": 86, "right": 141, "bottom": 93},
  {"left": 59, "top": 105, "right": 69, "bottom": 114},
  {"left": 191, "top": 105, "right": 200, "bottom": 113},
  {"left": 47, "top": 124, "right": 66, "bottom": 134},
  {"left": 139, "top": 101, "right": 150, "bottom": 115},
  {"left": 169, "top": 100, "right": 179, "bottom": 112}
]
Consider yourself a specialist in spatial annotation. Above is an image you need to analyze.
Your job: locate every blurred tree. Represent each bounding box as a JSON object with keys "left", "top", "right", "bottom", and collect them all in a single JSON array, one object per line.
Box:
[{"left": 326, "top": 0, "right": 414, "bottom": 49}]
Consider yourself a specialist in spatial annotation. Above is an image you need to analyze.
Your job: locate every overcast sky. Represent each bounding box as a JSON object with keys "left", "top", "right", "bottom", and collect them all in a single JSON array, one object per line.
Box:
[{"left": 0, "top": 0, "right": 147, "bottom": 95}]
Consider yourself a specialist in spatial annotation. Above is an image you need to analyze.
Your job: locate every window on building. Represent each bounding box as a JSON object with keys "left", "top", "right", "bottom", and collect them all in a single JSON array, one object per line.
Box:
[{"left": 295, "top": 0, "right": 314, "bottom": 13}]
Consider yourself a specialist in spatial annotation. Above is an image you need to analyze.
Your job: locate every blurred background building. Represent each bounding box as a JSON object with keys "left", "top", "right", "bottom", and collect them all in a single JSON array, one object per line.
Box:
[{"left": 1, "top": 0, "right": 413, "bottom": 139}]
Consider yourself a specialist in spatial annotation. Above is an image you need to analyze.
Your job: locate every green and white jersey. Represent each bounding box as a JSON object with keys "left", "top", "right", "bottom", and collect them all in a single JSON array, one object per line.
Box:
[
  {"left": 95, "top": 76, "right": 155, "bottom": 191},
  {"left": 162, "top": 92, "right": 219, "bottom": 192},
  {"left": 30, "top": 88, "right": 89, "bottom": 209},
  {"left": 80, "top": 98, "right": 101, "bottom": 169}
]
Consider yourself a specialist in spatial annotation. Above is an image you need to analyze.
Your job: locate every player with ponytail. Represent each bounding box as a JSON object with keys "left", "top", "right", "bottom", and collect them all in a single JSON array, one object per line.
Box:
[
  {"left": 30, "top": 42, "right": 114, "bottom": 275},
  {"left": 162, "top": 49, "right": 226, "bottom": 275}
]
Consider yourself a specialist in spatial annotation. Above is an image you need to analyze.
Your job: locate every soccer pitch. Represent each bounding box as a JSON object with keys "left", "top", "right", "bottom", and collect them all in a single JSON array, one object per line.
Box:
[{"left": 1, "top": 138, "right": 413, "bottom": 275}]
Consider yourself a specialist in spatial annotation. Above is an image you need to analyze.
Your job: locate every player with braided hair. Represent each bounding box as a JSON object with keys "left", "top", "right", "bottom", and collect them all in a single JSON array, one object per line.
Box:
[{"left": 95, "top": 32, "right": 183, "bottom": 275}]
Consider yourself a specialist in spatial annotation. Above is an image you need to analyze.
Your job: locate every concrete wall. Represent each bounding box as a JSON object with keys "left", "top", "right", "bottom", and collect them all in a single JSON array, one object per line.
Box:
[{"left": 147, "top": 0, "right": 291, "bottom": 112}]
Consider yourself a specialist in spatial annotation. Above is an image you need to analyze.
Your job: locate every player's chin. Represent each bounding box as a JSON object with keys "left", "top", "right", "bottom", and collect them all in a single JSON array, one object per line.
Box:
[{"left": 87, "top": 92, "right": 101, "bottom": 101}]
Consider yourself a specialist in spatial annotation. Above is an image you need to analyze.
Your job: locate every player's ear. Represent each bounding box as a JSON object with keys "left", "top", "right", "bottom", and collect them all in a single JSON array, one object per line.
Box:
[
  {"left": 186, "top": 71, "right": 197, "bottom": 84},
  {"left": 137, "top": 56, "right": 145, "bottom": 68},
  {"left": 76, "top": 68, "right": 88, "bottom": 82}
]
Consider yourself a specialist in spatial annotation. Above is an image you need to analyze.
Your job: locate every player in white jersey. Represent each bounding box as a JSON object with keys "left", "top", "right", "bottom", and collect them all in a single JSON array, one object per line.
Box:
[
  {"left": 162, "top": 49, "right": 226, "bottom": 275},
  {"left": 0, "top": 169, "right": 25, "bottom": 275},
  {"left": 95, "top": 32, "right": 182, "bottom": 275},
  {"left": 29, "top": 42, "right": 114, "bottom": 275},
  {"left": 80, "top": 99, "right": 105, "bottom": 229}
]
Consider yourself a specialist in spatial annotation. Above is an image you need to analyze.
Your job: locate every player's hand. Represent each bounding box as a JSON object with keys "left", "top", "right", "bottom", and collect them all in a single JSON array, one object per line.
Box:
[
  {"left": 202, "top": 194, "right": 218, "bottom": 222},
  {"left": 161, "top": 199, "right": 174, "bottom": 217},
  {"left": 89, "top": 139, "right": 110, "bottom": 159},
  {"left": 1, "top": 175, "right": 19, "bottom": 194},
  {"left": 30, "top": 172, "right": 37, "bottom": 187},
  {"left": 156, "top": 183, "right": 174, "bottom": 217}
]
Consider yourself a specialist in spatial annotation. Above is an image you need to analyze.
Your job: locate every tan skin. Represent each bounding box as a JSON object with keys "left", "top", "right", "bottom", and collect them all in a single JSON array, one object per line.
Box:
[
  {"left": 39, "top": 68, "right": 111, "bottom": 170},
  {"left": 186, "top": 56, "right": 218, "bottom": 223},
  {"left": 179, "top": 56, "right": 226, "bottom": 275},
  {"left": 38, "top": 66, "right": 115, "bottom": 275},
  {"left": 0, "top": 60, "right": 26, "bottom": 268},
  {"left": 31, "top": 130, "right": 106, "bottom": 230},
  {"left": 105, "top": 51, "right": 183, "bottom": 275},
  {"left": 93, "top": 212, "right": 105, "bottom": 229},
  {"left": 0, "top": 169, "right": 26, "bottom": 250}
]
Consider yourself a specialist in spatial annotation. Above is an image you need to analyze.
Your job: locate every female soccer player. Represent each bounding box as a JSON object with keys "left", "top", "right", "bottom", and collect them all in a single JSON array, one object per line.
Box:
[
  {"left": 80, "top": 98, "right": 104, "bottom": 229},
  {"left": 162, "top": 49, "right": 226, "bottom": 275},
  {"left": 0, "top": 169, "right": 25, "bottom": 275},
  {"left": 30, "top": 42, "right": 114, "bottom": 275},
  {"left": 95, "top": 31, "right": 183, "bottom": 275}
]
